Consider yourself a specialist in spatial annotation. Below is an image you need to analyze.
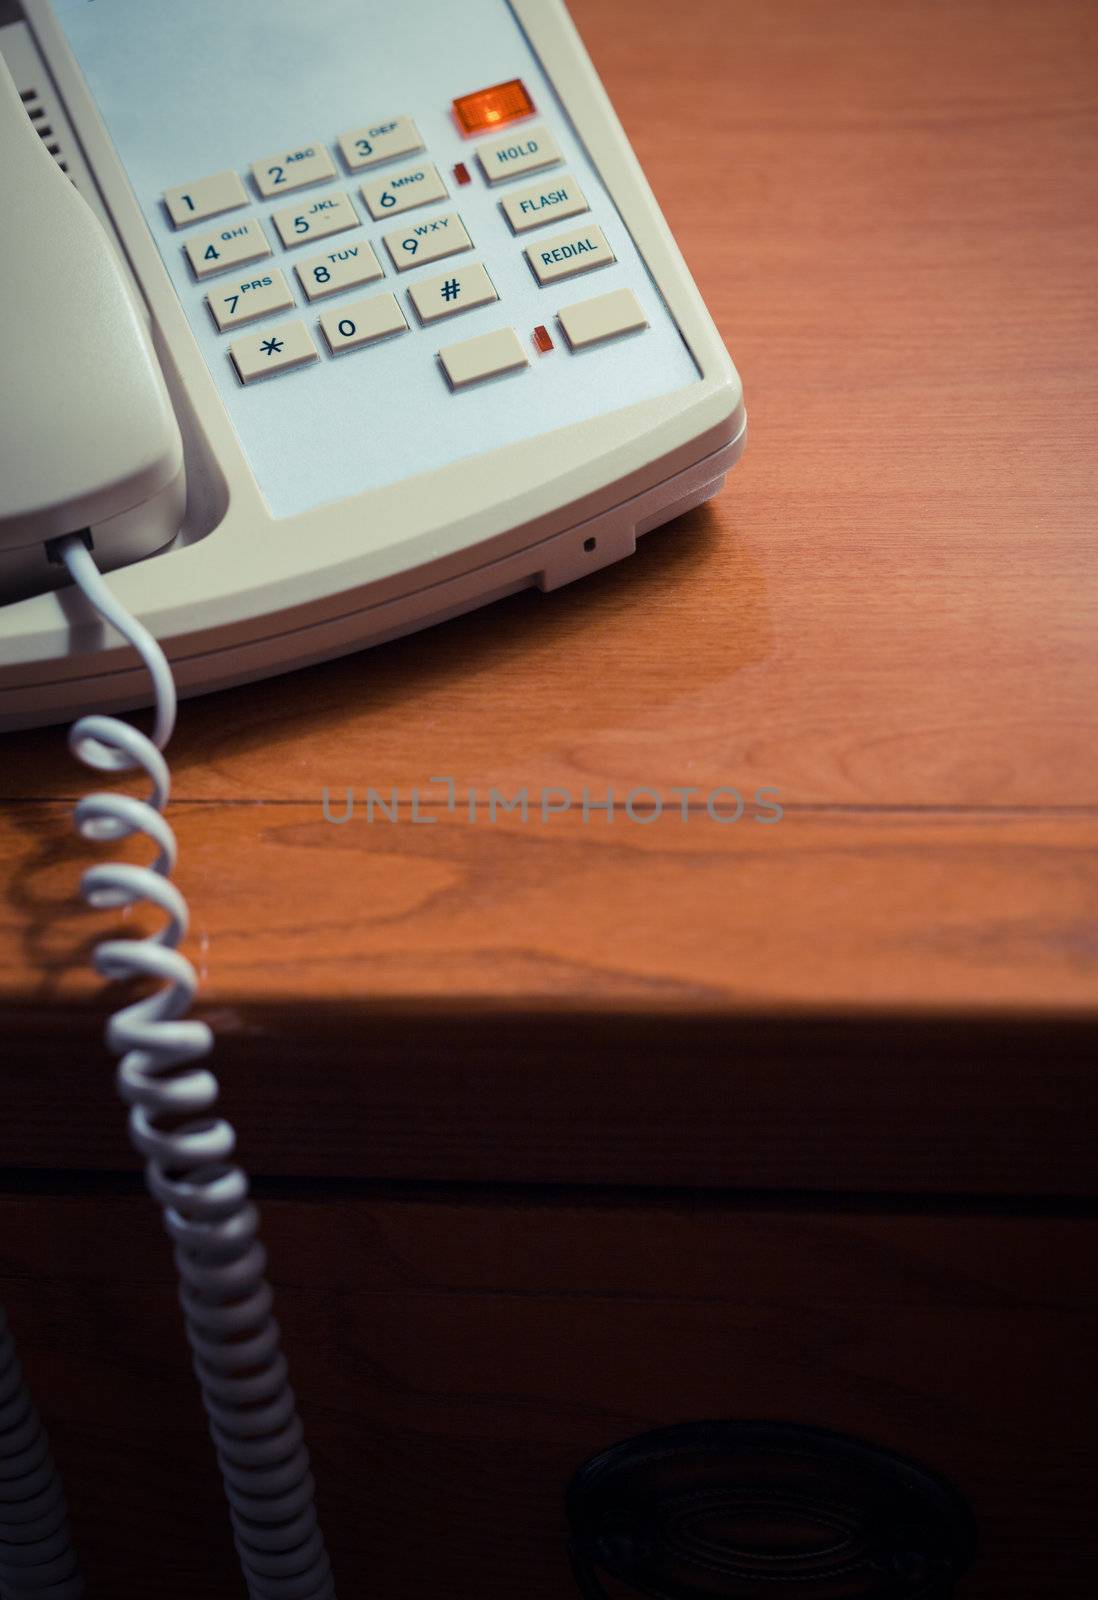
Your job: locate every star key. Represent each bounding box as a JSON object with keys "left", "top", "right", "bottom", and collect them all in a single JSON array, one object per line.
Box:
[{"left": 229, "top": 320, "right": 319, "bottom": 384}]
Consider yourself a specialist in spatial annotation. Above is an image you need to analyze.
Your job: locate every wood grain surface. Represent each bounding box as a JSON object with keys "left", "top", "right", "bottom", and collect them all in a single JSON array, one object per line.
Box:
[
  {"left": 4, "top": 1188, "right": 1096, "bottom": 1599},
  {"left": 2, "top": 0, "right": 1097, "bottom": 1024},
  {"left": 2, "top": 5, "right": 1098, "bottom": 1597}
]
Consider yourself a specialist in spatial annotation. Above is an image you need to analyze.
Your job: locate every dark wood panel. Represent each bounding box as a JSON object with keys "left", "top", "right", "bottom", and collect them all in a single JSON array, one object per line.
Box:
[
  {"left": 3, "top": 1003, "right": 1096, "bottom": 1195},
  {"left": 3, "top": 1191, "right": 1095, "bottom": 1598}
]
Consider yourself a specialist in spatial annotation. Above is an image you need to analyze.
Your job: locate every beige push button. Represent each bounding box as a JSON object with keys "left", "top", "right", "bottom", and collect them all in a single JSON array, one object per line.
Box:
[
  {"left": 252, "top": 143, "right": 336, "bottom": 198},
  {"left": 272, "top": 191, "right": 358, "bottom": 248},
  {"left": 526, "top": 223, "right": 615, "bottom": 286},
  {"left": 295, "top": 239, "right": 384, "bottom": 301},
  {"left": 319, "top": 292, "right": 408, "bottom": 354},
  {"left": 164, "top": 169, "right": 247, "bottom": 228},
  {"left": 207, "top": 268, "right": 294, "bottom": 332},
  {"left": 501, "top": 174, "right": 588, "bottom": 234},
  {"left": 558, "top": 287, "right": 649, "bottom": 351},
  {"left": 383, "top": 211, "right": 472, "bottom": 273},
  {"left": 361, "top": 161, "right": 448, "bottom": 220},
  {"left": 439, "top": 326, "right": 528, "bottom": 390},
  {"left": 409, "top": 263, "right": 498, "bottom": 324},
  {"left": 186, "top": 217, "right": 271, "bottom": 279},
  {"left": 337, "top": 115, "right": 423, "bottom": 171},
  {"left": 230, "top": 320, "right": 318, "bottom": 384},
  {"left": 476, "top": 126, "right": 562, "bottom": 186}
]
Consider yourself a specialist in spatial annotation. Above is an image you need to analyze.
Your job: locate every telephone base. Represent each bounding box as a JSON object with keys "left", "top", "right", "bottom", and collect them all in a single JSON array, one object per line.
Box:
[{"left": 0, "top": 420, "right": 743, "bottom": 733}]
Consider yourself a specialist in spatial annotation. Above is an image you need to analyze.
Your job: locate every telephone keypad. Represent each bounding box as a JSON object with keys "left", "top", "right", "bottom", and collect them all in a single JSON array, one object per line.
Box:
[
  {"left": 229, "top": 319, "right": 319, "bottom": 384},
  {"left": 318, "top": 293, "right": 408, "bottom": 355},
  {"left": 251, "top": 144, "right": 337, "bottom": 199},
  {"left": 164, "top": 169, "right": 248, "bottom": 228},
  {"left": 360, "top": 162, "right": 449, "bottom": 221},
  {"left": 185, "top": 217, "right": 272, "bottom": 279},
  {"left": 295, "top": 240, "right": 385, "bottom": 302},
  {"left": 337, "top": 117, "right": 424, "bottom": 172},
  {"left": 383, "top": 212, "right": 473, "bottom": 273},
  {"left": 409, "top": 263, "right": 498, "bottom": 324},
  {"left": 207, "top": 268, "right": 295, "bottom": 332},
  {"left": 166, "top": 97, "right": 648, "bottom": 394},
  {"left": 271, "top": 192, "right": 359, "bottom": 249},
  {"left": 54, "top": 0, "right": 698, "bottom": 521}
]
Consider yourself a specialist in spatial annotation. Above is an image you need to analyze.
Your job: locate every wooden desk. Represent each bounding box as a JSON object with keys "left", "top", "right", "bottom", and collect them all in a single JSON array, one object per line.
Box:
[{"left": 1, "top": 1, "right": 1096, "bottom": 1595}]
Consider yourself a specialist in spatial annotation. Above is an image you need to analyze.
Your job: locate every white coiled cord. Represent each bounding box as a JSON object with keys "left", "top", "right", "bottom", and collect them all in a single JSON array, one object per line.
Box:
[
  {"left": 0, "top": 1305, "right": 85, "bottom": 1598},
  {"left": 52, "top": 534, "right": 335, "bottom": 1600}
]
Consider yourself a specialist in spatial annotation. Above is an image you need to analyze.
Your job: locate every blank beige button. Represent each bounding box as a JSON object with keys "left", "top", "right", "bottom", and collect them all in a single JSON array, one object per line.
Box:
[
  {"left": 319, "top": 293, "right": 408, "bottom": 354},
  {"left": 295, "top": 239, "right": 384, "bottom": 301},
  {"left": 558, "top": 287, "right": 649, "bottom": 351},
  {"left": 526, "top": 223, "right": 615, "bottom": 286},
  {"left": 164, "top": 169, "right": 247, "bottom": 228},
  {"left": 272, "top": 191, "right": 358, "bottom": 249},
  {"left": 207, "top": 268, "right": 295, "bottom": 332},
  {"left": 476, "top": 126, "right": 562, "bottom": 186},
  {"left": 251, "top": 143, "right": 336, "bottom": 198},
  {"left": 409, "top": 263, "right": 498, "bottom": 324},
  {"left": 439, "top": 326, "right": 529, "bottom": 390},
  {"left": 230, "top": 320, "right": 318, "bottom": 384},
  {"left": 361, "top": 162, "right": 447, "bottom": 221},
  {"left": 338, "top": 115, "right": 423, "bottom": 171},
  {"left": 383, "top": 211, "right": 472, "bottom": 273},
  {"left": 185, "top": 217, "right": 271, "bottom": 280},
  {"left": 501, "top": 174, "right": 588, "bottom": 234}
]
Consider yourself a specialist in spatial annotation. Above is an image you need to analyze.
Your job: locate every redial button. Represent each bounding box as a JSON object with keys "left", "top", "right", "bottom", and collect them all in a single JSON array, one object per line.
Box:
[{"left": 526, "top": 223, "right": 615, "bottom": 286}]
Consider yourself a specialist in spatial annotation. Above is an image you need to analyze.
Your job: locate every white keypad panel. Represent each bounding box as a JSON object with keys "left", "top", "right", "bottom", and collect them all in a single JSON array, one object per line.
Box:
[{"left": 56, "top": 0, "right": 700, "bottom": 519}]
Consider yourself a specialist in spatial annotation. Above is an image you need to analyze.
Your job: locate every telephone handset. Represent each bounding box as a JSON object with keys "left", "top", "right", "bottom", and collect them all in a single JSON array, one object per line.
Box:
[{"left": 0, "top": 3, "right": 745, "bottom": 1594}]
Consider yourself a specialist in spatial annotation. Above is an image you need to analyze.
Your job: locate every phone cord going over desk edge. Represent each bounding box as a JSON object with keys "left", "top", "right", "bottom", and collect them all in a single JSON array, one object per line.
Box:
[
  {"left": 0, "top": 1302, "right": 84, "bottom": 1598},
  {"left": 50, "top": 532, "right": 336, "bottom": 1600}
]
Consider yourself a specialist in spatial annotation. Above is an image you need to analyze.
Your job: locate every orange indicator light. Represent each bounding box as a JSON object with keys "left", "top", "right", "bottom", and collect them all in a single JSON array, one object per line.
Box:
[
  {"left": 533, "top": 325, "right": 554, "bottom": 354},
  {"left": 453, "top": 78, "right": 535, "bottom": 136}
]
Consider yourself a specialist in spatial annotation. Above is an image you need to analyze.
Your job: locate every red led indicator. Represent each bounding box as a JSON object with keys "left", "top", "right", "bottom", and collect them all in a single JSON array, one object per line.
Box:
[
  {"left": 533, "top": 325, "right": 554, "bottom": 354},
  {"left": 453, "top": 161, "right": 472, "bottom": 186},
  {"left": 452, "top": 79, "right": 535, "bottom": 136}
]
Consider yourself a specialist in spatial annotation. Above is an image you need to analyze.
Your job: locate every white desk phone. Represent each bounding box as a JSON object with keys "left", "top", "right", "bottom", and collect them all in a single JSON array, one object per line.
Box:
[{"left": 0, "top": 1, "right": 745, "bottom": 1594}]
